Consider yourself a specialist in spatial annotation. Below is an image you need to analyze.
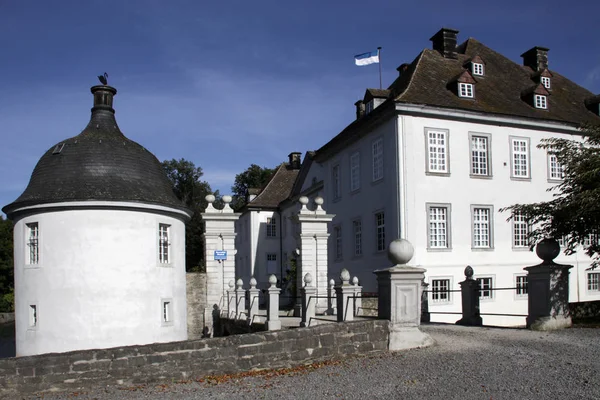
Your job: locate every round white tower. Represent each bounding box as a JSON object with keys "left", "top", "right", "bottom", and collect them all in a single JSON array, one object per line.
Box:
[{"left": 2, "top": 80, "right": 192, "bottom": 356}]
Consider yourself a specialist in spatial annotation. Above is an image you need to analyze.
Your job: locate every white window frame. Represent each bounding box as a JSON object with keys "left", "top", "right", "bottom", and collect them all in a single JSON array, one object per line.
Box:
[
  {"left": 350, "top": 152, "right": 360, "bottom": 192},
  {"left": 471, "top": 205, "right": 494, "bottom": 250},
  {"left": 458, "top": 83, "right": 474, "bottom": 98},
  {"left": 427, "top": 203, "right": 451, "bottom": 250},
  {"left": 333, "top": 225, "right": 343, "bottom": 260},
  {"left": 28, "top": 304, "right": 38, "bottom": 329},
  {"left": 266, "top": 217, "right": 277, "bottom": 238},
  {"left": 332, "top": 164, "right": 341, "bottom": 200},
  {"left": 541, "top": 76, "right": 551, "bottom": 89},
  {"left": 372, "top": 138, "right": 384, "bottom": 182},
  {"left": 26, "top": 222, "right": 39, "bottom": 266},
  {"left": 469, "top": 133, "right": 491, "bottom": 177},
  {"left": 547, "top": 152, "right": 564, "bottom": 181},
  {"left": 365, "top": 100, "right": 374, "bottom": 115},
  {"left": 476, "top": 277, "right": 494, "bottom": 300},
  {"left": 431, "top": 278, "right": 452, "bottom": 303},
  {"left": 588, "top": 273, "right": 600, "bottom": 292},
  {"left": 375, "top": 211, "right": 385, "bottom": 252},
  {"left": 510, "top": 137, "right": 530, "bottom": 179},
  {"left": 515, "top": 275, "right": 528, "bottom": 298},
  {"left": 266, "top": 253, "right": 278, "bottom": 275},
  {"left": 472, "top": 63, "right": 484, "bottom": 76},
  {"left": 158, "top": 223, "right": 171, "bottom": 264},
  {"left": 161, "top": 298, "right": 173, "bottom": 326},
  {"left": 425, "top": 129, "right": 450, "bottom": 175},
  {"left": 353, "top": 219, "right": 362, "bottom": 257},
  {"left": 512, "top": 212, "right": 530, "bottom": 249},
  {"left": 534, "top": 94, "right": 547, "bottom": 109}
]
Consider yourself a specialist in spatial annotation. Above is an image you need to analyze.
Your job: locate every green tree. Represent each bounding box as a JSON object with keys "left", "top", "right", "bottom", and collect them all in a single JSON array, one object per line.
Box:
[
  {"left": 230, "top": 164, "right": 275, "bottom": 211},
  {"left": 0, "top": 215, "right": 14, "bottom": 312},
  {"left": 501, "top": 123, "right": 600, "bottom": 268},
  {"left": 162, "top": 159, "right": 219, "bottom": 272}
]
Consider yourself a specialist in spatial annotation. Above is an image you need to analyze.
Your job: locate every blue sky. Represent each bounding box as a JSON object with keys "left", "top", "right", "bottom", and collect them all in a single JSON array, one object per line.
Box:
[{"left": 1, "top": 0, "right": 599, "bottom": 214}]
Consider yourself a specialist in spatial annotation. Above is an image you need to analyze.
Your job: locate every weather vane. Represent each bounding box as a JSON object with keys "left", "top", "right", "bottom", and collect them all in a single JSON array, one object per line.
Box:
[{"left": 98, "top": 72, "right": 108, "bottom": 85}]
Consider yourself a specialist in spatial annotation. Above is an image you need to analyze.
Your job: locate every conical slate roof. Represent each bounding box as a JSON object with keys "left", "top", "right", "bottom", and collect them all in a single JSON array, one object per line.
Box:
[{"left": 3, "top": 83, "right": 189, "bottom": 217}]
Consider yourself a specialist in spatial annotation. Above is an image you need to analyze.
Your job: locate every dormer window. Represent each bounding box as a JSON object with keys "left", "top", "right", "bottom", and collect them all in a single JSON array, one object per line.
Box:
[
  {"left": 534, "top": 94, "right": 547, "bottom": 109},
  {"left": 541, "top": 76, "right": 551, "bottom": 89},
  {"left": 365, "top": 100, "right": 374, "bottom": 115},
  {"left": 459, "top": 83, "right": 474, "bottom": 98},
  {"left": 472, "top": 63, "right": 484, "bottom": 76}
]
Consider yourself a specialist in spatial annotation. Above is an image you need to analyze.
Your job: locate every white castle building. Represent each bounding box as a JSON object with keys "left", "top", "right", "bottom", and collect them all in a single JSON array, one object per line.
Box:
[
  {"left": 3, "top": 82, "right": 191, "bottom": 356},
  {"left": 236, "top": 28, "right": 600, "bottom": 325}
]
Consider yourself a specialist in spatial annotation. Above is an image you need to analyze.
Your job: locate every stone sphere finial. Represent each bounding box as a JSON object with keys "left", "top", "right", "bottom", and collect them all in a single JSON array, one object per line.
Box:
[
  {"left": 205, "top": 194, "right": 216, "bottom": 203},
  {"left": 329, "top": 278, "right": 335, "bottom": 287},
  {"left": 304, "top": 273, "right": 313, "bottom": 286},
  {"left": 536, "top": 238, "right": 560, "bottom": 263},
  {"left": 314, "top": 197, "right": 324, "bottom": 206},
  {"left": 387, "top": 239, "right": 414, "bottom": 265},
  {"left": 228, "top": 280, "right": 235, "bottom": 289},
  {"left": 340, "top": 269, "right": 350, "bottom": 283},
  {"left": 268, "top": 274, "right": 277, "bottom": 287},
  {"left": 464, "top": 265, "right": 474, "bottom": 280},
  {"left": 222, "top": 195, "right": 232, "bottom": 204},
  {"left": 352, "top": 276, "right": 359, "bottom": 286},
  {"left": 299, "top": 196, "right": 309, "bottom": 205},
  {"left": 236, "top": 278, "right": 243, "bottom": 289},
  {"left": 249, "top": 277, "right": 257, "bottom": 288}
]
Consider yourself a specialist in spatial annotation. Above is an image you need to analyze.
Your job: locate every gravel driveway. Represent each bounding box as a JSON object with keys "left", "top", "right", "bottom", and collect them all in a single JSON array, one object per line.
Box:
[{"left": 22, "top": 324, "right": 600, "bottom": 400}]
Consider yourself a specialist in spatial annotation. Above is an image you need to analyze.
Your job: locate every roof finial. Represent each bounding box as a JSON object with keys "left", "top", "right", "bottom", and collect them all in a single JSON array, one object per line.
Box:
[{"left": 98, "top": 72, "right": 108, "bottom": 86}]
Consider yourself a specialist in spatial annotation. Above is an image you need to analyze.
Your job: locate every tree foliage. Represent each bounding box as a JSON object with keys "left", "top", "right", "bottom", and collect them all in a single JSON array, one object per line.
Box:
[
  {"left": 162, "top": 159, "right": 220, "bottom": 272},
  {"left": 500, "top": 124, "right": 600, "bottom": 268},
  {"left": 230, "top": 164, "right": 275, "bottom": 211},
  {"left": 0, "top": 215, "right": 14, "bottom": 312}
]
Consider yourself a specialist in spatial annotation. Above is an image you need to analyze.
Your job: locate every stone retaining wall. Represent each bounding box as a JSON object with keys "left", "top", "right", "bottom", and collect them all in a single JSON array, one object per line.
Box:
[
  {"left": 0, "top": 320, "right": 390, "bottom": 399},
  {"left": 0, "top": 314, "right": 14, "bottom": 325},
  {"left": 570, "top": 300, "right": 600, "bottom": 321}
]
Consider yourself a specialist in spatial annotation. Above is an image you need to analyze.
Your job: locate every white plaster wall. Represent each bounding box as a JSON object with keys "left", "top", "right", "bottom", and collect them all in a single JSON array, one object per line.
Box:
[
  {"left": 247, "top": 211, "right": 280, "bottom": 284},
  {"left": 13, "top": 207, "right": 187, "bottom": 356}
]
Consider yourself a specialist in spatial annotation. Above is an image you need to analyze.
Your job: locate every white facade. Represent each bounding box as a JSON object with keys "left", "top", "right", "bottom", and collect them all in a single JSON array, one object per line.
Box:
[
  {"left": 319, "top": 106, "right": 600, "bottom": 325},
  {"left": 12, "top": 202, "right": 189, "bottom": 356}
]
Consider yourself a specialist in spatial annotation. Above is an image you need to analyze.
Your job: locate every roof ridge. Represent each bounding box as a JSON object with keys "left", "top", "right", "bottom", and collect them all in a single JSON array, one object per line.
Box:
[{"left": 395, "top": 50, "right": 426, "bottom": 101}]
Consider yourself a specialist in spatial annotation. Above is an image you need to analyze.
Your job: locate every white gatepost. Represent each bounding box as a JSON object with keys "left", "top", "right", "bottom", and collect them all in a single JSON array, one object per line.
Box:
[
  {"left": 294, "top": 196, "right": 335, "bottom": 314},
  {"left": 201, "top": 194, "right": 240, "bottom": 337}
]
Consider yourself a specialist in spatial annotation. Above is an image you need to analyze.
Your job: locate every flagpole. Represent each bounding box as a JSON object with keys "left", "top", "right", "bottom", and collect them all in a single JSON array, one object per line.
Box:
[{"left": 377, "top": 47, "right": 382, "bottom": 89}]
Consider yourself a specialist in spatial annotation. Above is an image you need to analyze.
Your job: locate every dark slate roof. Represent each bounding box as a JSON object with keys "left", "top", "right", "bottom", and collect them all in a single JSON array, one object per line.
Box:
[
  {"left": 3, "top": 85, "right": 190, "bottom": 217},
  {"left": 392, "top": 38, "right": 600, "bottom": 125},
  {"left": 365, "top": 88, "right": 390, "bottom": 100},
  {"left": 247, "top": 163, "right": 300, "bottom": 209}
]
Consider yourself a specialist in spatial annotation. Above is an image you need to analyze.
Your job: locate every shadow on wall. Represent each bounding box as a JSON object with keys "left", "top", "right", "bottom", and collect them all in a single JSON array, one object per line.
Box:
[{"left": 0, "top": 321, "right": 15, "bottom": 358}]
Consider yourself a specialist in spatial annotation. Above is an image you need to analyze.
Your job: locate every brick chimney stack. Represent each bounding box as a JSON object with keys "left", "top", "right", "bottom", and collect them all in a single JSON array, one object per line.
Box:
[
  {"left": 430, "top": 28, "right": 459, "bottom": 59},
  {"left": 354, "top": 100, "right": 365, "bottom": 120},
  {"left": 521, "top": 46, "right": 549, "bottom": 71},
  {"left": 288, "top": 152, "right": 302, "bottom": 169}
]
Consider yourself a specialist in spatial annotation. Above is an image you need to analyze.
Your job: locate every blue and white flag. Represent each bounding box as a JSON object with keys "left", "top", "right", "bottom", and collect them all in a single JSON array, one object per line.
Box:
[{"left": 354, "top": 49, "right": 380, "bottom": 66}]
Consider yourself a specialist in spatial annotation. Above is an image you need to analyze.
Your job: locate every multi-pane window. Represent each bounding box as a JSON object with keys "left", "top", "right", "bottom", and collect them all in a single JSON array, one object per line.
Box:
[
  {"left": 472, "top": 207, "right": 492, "bottom": 248},
  {"left": 534, "top": 94, "right": 547, "bottom": 109},
  {"left": 431, "top": 279, "right": 450, "bottom": 303},
  {"left": 372, "top": 139, "right": 383, "bottom": 181},
  {"left": 511, "top": 138, "right": 529, "bottom": 178},
  {"left": 458, "top": 83, "right": 474, "bottom": 98},
  {"left": 334, "top": 226, "right": 343, "bottom": 260},
  {"left": 267, "top": 253, "right": 278, "bottom": 274},
  {"left": 353, "top": 220, "right": 362, "bottom": 257},
  {"left": 516, "top": 275, "right": 528, "bottom": 296},
  {"left": 158, "top": 224, "right": 170, "bottom": 264},
  {"left": 427, "top": 130, "right": 448, "bottom": 173},
  {"left": 332, "top": 164, "right": 341, "bottom": 199},
  {"left": 588, "top": 273, "right": 600, "bottom": 292},
  {"left": 470, "top": 135, "right": 489, "bottom": 176},
  {"left": 548, "top": 153, "right": 564, "bottom": 180},
  {"left": 266, "top": 217, "right": 277, "bottom": 237},
  {"left": 26, "top": 222, "right": 39, "bottom": 265},
  {"left": 477, "top": 277, "right": 493, "bottom": 299},
  {"left": 350, "top": 152, "right": 360, "bottom": 191},
  {"left": 365, "top": 100, "right": 374, "bottom": 115},
  {"left": 428, "top": 206, "right": 449, "bottom": 249},
  {"left": 375, "top": 212, "right": 385, "bottom": 252},
  {"left": 541, "top": 76, "right": 551, "bottom": 89},
  {"left": 472, "top": 63, "right": 484, "bottom": 76},
  {"left": 513, "top": 212, "right": 529, "bottom": 248}
]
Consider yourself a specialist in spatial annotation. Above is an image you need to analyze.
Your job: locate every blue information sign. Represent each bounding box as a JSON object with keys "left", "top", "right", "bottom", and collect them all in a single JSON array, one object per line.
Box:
[{"left": 214, "top": 250, "right": 227, "bottom": 260}]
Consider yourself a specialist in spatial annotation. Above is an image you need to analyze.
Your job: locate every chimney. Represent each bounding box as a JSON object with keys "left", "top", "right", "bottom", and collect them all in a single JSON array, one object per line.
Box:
[
  {"left": 430, "top": 28, "right": 459, "bottom": 59},
  {"left": 247, "top": 188, "right": 260, "bottom": 202},
  {"left": 521, "top": 47, "right": 549, "bottom": 71},
  {"left": 355, "top": 100, "right": 365, "bottom": 119},
  {"left": 396, "top": 63, "right": 409, "bottom": 77},
  {"left": 91, "top": 84, "right": 117, "bottom": 114},
  {"left": 288, "top": 152, "right": 302, "bottom": 169}
]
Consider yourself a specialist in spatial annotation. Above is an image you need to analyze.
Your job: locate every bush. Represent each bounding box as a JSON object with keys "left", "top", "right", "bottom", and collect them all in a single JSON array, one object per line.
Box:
[{"left": 0, "top": 288, "right": 14, "bottom": 313}]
